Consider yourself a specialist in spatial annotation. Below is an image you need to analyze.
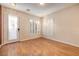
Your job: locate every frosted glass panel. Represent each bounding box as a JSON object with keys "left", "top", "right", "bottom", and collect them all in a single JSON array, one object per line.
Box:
[{"left": 8, "top": 15, "right": 18, "bottom": 40}]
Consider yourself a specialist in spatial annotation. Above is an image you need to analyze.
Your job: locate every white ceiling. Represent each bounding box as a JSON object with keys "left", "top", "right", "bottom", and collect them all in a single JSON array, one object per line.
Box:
[{"left": 1, "top": 3, "right": 76, "bottom": 17}]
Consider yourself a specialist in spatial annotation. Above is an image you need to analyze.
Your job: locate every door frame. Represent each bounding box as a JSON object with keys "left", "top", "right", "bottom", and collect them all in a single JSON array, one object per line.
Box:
[{"left": 7, "top": 14, "right": 20, "bottom": 43}]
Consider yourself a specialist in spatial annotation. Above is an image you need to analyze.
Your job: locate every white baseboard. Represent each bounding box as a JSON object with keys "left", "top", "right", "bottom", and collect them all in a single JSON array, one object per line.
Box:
[
  {"left": 0, "top": 36, "right": 41, "bottom": 47},
  {"left": 1, "top": 36, "right": 79, "bottom": 48},
  {"left": 43, "top": 36, "right": 79, "bottom": 48},
  {"left": 19, "top": 36, "right": 41, "bottom": 42}
]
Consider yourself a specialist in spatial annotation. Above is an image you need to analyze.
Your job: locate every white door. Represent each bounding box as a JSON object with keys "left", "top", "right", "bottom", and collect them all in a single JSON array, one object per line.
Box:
[{"left": 8, "top": 15, "right": 20, "bottom": 42}]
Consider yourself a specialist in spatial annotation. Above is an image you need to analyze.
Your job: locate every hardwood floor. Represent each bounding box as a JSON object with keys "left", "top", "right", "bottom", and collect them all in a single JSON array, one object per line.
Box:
[{"left": 0, "top": 37, "right": 79, "bottom": 56}]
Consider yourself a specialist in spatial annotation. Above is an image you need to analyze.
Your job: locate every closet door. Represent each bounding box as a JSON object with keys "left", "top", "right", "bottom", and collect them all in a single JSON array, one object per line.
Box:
[{"left": 29, "top": 19, "right": 41, "bottom": 36}]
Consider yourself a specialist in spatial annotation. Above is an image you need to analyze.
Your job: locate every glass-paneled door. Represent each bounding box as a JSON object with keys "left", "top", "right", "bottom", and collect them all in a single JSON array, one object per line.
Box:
[{"left": 8, "top": 15, "right": 20, "bottom": 42}]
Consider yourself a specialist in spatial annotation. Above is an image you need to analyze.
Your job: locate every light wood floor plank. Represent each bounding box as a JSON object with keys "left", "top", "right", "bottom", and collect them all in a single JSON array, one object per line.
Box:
[{"left": 0, "top": 37, "right": 79, "bottom": 56}]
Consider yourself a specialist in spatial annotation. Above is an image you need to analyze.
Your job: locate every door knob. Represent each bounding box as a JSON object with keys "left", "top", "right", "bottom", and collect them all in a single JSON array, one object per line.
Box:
[{"left": 18, "top": 28, "right": 20, "bottom": 31}]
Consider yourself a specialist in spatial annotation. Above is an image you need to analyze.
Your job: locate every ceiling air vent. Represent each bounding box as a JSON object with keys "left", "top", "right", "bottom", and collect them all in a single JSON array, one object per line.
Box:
[{"left": 26, "top": 9, "right": 31, "bottom": 12}]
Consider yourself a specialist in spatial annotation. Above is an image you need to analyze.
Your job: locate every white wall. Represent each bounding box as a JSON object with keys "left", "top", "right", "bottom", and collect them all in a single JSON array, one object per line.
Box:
[{"left": 42, "top": 4, "right": 79, "bottom": 47}]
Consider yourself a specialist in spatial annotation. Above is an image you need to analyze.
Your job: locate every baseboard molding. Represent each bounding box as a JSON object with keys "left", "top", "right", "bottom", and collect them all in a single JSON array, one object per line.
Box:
[
  {"left": 19, "top": 37, "right": 41, "bottom": 42},
  {"left": 0, "top": 40, "right": 20, "bottom": 48},
  {"left": 43, "top": 36, "right": 79, "bottom": 48},
  {"left": 1, "top": 36, "right": 79, "bottom": 48},
  {"left": 0, "top": 36, "right": 41, "bottom": 47}
]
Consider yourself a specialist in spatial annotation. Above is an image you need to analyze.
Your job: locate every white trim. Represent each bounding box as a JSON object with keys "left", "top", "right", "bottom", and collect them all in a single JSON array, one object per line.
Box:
[
  {"left": 0, "top": 36, "right": 41, "bottom": 47},
  {"left": 43, "top": 36, "right": 79, "bottom": 48},
  {"left": 1, "top": 36, "right": 79, "bottom": 48},
  {"left": 19, "top": 37, "right": 41, "bottom": 42}
]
